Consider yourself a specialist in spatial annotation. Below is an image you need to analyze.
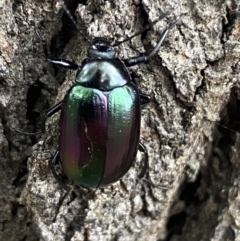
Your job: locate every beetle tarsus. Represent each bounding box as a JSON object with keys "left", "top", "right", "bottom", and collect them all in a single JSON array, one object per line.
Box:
[
  {"left": 138, "top": 142, "right": 172, "bottom": 190},
  {"left": 138, "top": 142, "right": 149, "bottom": 179},
  {"left": 52, "top": 187, "right": 73, "bottom": 223},
  {"left": 140, "top": 93, "right": 151, "bottom": 105}
]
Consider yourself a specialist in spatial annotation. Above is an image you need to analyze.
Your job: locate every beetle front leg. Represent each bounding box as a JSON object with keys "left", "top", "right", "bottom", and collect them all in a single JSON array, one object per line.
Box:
[
  {"left": 35, "top": 22, "right": 79, "bottom": 70},
  {"left": 124, "top": 15, "right": 183, "bottom": 67},
  {"left": 47, "top": 58, "right": 79, "bottom": 70}
]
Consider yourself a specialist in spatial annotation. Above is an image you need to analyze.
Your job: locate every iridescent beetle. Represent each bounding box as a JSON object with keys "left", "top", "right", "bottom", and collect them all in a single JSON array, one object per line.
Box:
[{"left": 24, "top": 3, "right": 182, "bottom": 189}]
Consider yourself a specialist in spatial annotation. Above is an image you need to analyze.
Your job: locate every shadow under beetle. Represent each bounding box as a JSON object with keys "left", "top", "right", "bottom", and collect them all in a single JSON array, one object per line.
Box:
[{"left": 29, "top": 4, "right": 183, "bottom": 189}]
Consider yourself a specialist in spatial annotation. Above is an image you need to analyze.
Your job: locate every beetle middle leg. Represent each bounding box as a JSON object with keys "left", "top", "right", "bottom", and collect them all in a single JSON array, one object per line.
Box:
[
  {"left": 15, "top": 100, "right": 63, "bottom": 135},
  {"left": 40, "top": 100, "right": 63, "bottom": 131},
  {"left": 45, "top": 100, "right": 63, "bottom": 118}
]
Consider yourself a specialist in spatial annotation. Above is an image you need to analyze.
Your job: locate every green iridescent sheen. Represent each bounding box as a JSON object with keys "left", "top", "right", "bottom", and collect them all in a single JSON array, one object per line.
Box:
[
  {"left": 59, "top": 59, "right": 140, "bottom": 187},
  {"left": 108, "top": 86, "right": 134, "bottom": 142},
  {"left": 60, "top": 85, "right": 106, "bottom": 188}
]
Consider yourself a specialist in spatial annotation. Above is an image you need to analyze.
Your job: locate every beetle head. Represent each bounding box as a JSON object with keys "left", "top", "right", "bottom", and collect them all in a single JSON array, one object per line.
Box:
[{"left": 88, "top": 38, "right": 116, "bottom": 59}]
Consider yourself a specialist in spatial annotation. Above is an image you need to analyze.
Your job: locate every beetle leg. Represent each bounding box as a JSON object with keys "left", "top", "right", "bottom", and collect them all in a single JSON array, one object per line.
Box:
[
  {"left": 15, "top": 101, "right": 63, "bottom": 135},
  {"left": 39, "top": 101, "right": 63, "bottom": 133},
  {"left": 50, "top": 151, "right": 71, "bottom": 191},
  {"left": 124, "top": 15, "right": 183, "bottom": 67},
  {"left": 45, "top": 101, "right": 63, "bottom": 118},
  {"left": 130, "top": 71, "right": 151, "bottom": 105},
  {"left": 47, "top": 58, "right": 79, "bottom": 70},
  {"left": 140, "top": 93, "right": 151, "bottom": 105},
  {"left": 138, "top": 142, "right": 170, "bottom": 189},
  {"left": 35, "top": 21, "right": 79, "bottom": 70},
  {"left": 50, "top": 150, "right": 74, "bottom": 222},
  {"left": 52, "top": 188, "right": 72, "bottom": 223},
  {"left": 138, "top": 142, "right": 149, "bottom": 179}
]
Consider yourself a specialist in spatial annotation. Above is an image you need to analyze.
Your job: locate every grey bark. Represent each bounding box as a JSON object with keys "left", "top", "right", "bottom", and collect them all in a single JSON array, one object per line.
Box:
[{"left": 0, "top": 0, "right": 240, "bottom": 240}]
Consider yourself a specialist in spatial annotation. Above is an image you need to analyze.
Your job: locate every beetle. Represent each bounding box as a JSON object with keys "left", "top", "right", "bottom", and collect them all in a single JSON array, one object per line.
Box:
[{"left": 25, "top": 3, "right": 182, "bottom": 189}]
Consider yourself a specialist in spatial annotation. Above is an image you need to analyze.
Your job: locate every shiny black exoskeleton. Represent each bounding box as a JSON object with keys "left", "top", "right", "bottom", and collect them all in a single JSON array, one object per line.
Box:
[{"left": 32, "top": 4, "right": 183, "bottom": 189}]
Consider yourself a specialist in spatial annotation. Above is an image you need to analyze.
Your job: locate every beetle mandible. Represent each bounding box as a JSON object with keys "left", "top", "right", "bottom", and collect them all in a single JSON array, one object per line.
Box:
[{"left": 33, "top": 3, "right": 183, "bottom": 189}]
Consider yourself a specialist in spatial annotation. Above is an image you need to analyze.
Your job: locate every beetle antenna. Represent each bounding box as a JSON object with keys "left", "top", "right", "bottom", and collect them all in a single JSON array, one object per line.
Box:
[
  {"left": 60, "top": 0, "right": 92, "bottom": 45},
  {"left": 113, "top": 12, "right": 175, "bottom": 47}
]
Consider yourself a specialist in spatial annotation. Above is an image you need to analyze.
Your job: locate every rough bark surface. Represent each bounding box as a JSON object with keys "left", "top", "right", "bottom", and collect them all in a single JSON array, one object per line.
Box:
[{"left": 0, "top": 0, "right": 240, "bottom": 240}]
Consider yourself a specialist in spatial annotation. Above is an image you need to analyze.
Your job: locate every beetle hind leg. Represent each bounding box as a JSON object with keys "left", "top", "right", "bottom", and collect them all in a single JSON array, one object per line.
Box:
[
  {"left": 138, "top": 142, "right": 169, "bottom": 189},
  {"left": 138, "top": 142, "right": 149, "bottom": 179},
  {"left": 48, "top": 151, "right": 76, "bottom": 222},
  {"left": 50, "top": 151, "right": 71, "bottom": 191},
  {"left": 50, "top": 151, "right": 75, "bottom": 222}
]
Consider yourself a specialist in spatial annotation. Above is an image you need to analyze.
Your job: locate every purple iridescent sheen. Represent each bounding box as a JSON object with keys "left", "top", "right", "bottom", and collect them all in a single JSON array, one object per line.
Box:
[{"left": 59, "top": 59, "right": 140, "bottom": 188}]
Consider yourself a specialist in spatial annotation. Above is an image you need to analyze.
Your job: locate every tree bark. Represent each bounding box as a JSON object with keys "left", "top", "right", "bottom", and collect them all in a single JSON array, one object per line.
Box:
[{"left": 0, "top": 0, "right": 240, "bottom": 240}]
